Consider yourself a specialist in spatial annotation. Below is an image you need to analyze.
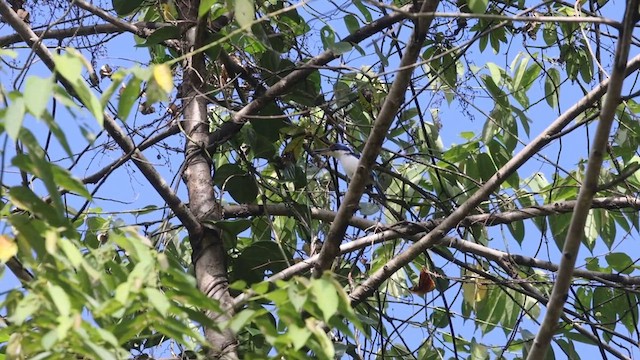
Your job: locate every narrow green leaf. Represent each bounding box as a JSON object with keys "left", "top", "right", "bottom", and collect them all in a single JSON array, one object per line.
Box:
[
  {"left": 24, "top": 76, "right": 53, "bottom": 119},
  {"left": 144, "top": 288, "right": 171, "bottom": 316},
  {"left": 47, "top": 284, "right": 71, "bottom": 317},
  {"left": 51, "top": 165, "right": 92, "bottom": 199},
  {"left": 59, "top": 238, "right": 84, "bottom": 267},
  {"left": 544, "top": 68, "right": 560, "bottom": 109},
  {"left": 512, "top": 56, "right": 529, "bottom": 91},
  {"left": 4, "top": 94, "right": 25, "bottom": 140},
  {"left": 486, "top": 62, "right": 502, "bottom": 85},
  {"left": 118, "top": 76, "right": 142, "bottom": 120},
  {"left": 353, "top": 0, "right": 372, "bottom": 22},
  {"left": 344, "top": 15, "right": 360, "bottom": 34}
]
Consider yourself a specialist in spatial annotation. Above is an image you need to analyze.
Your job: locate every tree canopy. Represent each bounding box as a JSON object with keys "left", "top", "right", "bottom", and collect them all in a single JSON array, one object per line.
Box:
[{"left": 1, "top": 0, "right": 640, "bottom": 359}]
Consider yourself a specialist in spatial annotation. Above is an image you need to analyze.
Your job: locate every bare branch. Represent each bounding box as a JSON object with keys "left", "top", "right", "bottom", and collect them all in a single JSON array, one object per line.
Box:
[{"left": 0, "top": 22, "right": 169, "bottom": 47}]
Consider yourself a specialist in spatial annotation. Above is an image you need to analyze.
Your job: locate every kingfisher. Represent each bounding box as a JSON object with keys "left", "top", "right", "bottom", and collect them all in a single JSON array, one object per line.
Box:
[
  {"left": 315, "top": 143, "right": 403, "bottom": 218},
  {"left": 314, "top": 143, "right": 362, "bottom": 180},
  {"left": 314, "top": 143, "right": 381, "bottom": 193}
]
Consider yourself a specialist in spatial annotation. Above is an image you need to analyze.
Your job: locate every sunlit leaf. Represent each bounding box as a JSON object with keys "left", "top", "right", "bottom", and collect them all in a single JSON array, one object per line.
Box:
[
  {"left": 0, "top": 235, "right": 17, "bottom": 263},
  {"left": 234, "top": 0, "right": 255, "bottom": 31},
  {"left": 152, "top": 63, "right": 174, "bottom": 94}
]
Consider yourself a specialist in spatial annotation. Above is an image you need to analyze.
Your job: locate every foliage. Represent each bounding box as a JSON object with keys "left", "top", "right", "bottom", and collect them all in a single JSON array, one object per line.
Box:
[{"left": 0, "top": 0, "right": 640, "bottom": 359}]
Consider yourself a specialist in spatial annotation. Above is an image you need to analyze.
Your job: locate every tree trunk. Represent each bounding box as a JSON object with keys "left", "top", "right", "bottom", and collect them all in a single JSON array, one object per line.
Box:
[{"left": 177, "top": 1, "right": 238, "bottom": 358}]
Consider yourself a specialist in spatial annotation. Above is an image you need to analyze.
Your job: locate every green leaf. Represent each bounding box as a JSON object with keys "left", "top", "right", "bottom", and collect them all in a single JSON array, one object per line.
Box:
[
  {"left": 507, "top": 220, "right": 525, "bottom": 245},
  {"left": 4, "top": 94, "right": 25, "bottom": 140},
  {"left": 329, "top": 41, "right": 353, "bottom": 55},
  {"left": 59, "top": 238, "right": 84, "bottom": 267},
  {"left": 118, "top": 76, "right": 142, "bottom": 120},
  {"left": 543, "top": 23, "right": 558, "bottom": 45},
  {"left": 51, "top": 165, "right": 92, "bottom": 199},
  {"left": 512, "top": 56, "right": 529, "bottom": 91},
  {"left": 468, "top": 0, "right": 488, "bottom": 13},
  {"left": 214, "top": 164, "right": 258, "bottom": 203},
  {"left": 9, "top": 186, "right": 63, "bottom": 227},
  {"left": 138, "top": 26, "right": 180, "bottom": 47},
  {"left": 47, "top": 284, "right": 71, "bottom": 317},
  {"left": 234, "top": 241, "right": 289, "bottom": 284},
  {"left": 486, "top": 62, "right": 502, "bottom": 85},
  {"left": 112, "top": 0, "right": 144, "bottom": 15},
  {"left": 234, "top": 0, "right": 255, "bottom": 31},
  {"left": 344, "top": 15, "right": 360, "bottom": 34},
  {"left": 199, "top": 0, "right": 218, "bottom": 17},
  {"left": 521, "top": 62, "right": 541, "bottom": 92},
  {"left": 481, "top": 75, "right": 509, "bottom": 107},
  {"left": 9, "top": 292, "right": 41, "bottom": 325},
  {"left": 53, "top": 52, "right": 83, "bottom": 83},
  {"left": 24, "top": 76, "right": 53, "bottom": 119},
  {"left": 583, "top": 211, "right": 597, "bottom": 252},
  {"left": 311, "top": 277, "right": 339, "bottom": 322},
  {"left": 228, "top": 309, "right": 257, "bottom": 334},
  {"left": 53, "top": 52, "right": 104, "bottom": 125},
  {"left": 605, "top": 252, "right": 633, "bottom": 274},
  {"left": 144, "top": 288, "right": 171, "bottom": 316},
  {"left": 545, "top": 68, "right": 561, "bottom": 109},
  {"left": 42, "top": 113, "right": 73, "bottom": 158}
]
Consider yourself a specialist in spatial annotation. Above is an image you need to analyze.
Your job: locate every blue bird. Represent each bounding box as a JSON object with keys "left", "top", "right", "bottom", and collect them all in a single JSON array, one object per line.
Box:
[{"left": 314, "top": 143, "right": 363, "bottom": 180}]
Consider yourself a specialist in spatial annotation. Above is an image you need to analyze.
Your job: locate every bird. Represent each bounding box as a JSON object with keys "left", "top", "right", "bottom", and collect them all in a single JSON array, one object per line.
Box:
[
  {"left": 314, "top": 143, "right": 362, "bottom": 180},
  {"left": 314, "top": 143, "right": 384, "bottom": 195},
  {"left": 315, "top": 143, "right": 403, "bottom": 219}
]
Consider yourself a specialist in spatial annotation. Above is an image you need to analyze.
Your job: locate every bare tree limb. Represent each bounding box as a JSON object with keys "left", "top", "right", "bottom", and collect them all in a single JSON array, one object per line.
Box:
[
  {"left": 0, "top": 22, "right": 168, "bottom": 47},
  {"left": 82, "top": 124, "right": 180, "bottom": 185},
  {"left": 527, "top": 1, "right": 640, "bottom": 357},
  {"left": 231, "top": 205, "right": 640, "bottom": 312},
  {"left": 223, "top": 195, "right": 640, "bottom": 231}
]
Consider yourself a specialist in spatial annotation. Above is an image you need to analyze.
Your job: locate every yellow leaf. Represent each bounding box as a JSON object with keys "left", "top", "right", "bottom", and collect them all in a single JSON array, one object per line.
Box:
[
  {"left": 0, "top": 235, "right": 18, "bottom": 263},
  {"left": 153, "top": 64, "right": 173, "bottom": 94},
  {"left": 462, "top": 269, "right": 489, "bottom": 308}
]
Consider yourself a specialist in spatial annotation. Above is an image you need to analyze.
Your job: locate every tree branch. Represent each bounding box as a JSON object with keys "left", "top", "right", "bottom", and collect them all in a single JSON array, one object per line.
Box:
[
  {"left": 314, "top": 0, "right": 440, "bottom": 274},
  {"left": 231, "top": 204, "right": 640, "bottom": 311},
  {"left": 0, "top": 0, "right": 201, "bottom": 233},
  {"left": 82, "top": 124, "right": 180, "bottom": 185},
  {"left": 224, "top": 196, "right": 640, "bottom": 227},
  {"left": 347, "top": 49, "right": 640, "bottom": 306},
  {"left": 205, "top": 3, "right": 416, "bottom": 150},
  {"left": 527, "top": 1, "right": 640, "bottom": 357},
  {"left": 0, "top": 22, "right": 169, "bottom": 47}
]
